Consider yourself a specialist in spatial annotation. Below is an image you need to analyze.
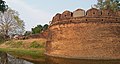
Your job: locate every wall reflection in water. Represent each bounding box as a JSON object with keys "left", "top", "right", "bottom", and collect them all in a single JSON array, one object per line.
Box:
[
  {"left": 0, "top": 52, "right": 120, "bottom": 64},
  {"left": 0, "top": 52, "right": 33, "bottom": 64},
  {"left": 46, "top": 56, "right": 120, "bottom": 64}
]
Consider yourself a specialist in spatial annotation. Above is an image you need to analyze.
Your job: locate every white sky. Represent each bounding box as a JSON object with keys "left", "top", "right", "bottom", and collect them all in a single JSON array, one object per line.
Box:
[{"left": 4, "top": 0, "right": 97, "bottom": 31}]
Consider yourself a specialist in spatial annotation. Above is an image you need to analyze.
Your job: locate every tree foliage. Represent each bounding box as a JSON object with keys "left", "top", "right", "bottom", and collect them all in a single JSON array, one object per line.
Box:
[
  {"left": 32, "top": 25, "right": 43, "bottom": 34},
  {"left": 0, "top": 8, "right": 25, "bottom": 38},
  {"left": 24, "top": 31, "right": 31, "bottom": 36},
  {"left": 95, "top": 0, "right": 120, "bottom": 11},
  {"left": 0, "top": 0, "right": 8, "bottom": 13},
  {"left": 43, "top": 24, "right": 48, "bottom": 31},
  {"left": 32, "top": 24, "right": 48, "bottom": 34}
]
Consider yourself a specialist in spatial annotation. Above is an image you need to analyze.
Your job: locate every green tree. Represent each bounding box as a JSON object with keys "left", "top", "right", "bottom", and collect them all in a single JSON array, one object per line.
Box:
[
  {"left": 0, "top": 8, "right": 25, "bottom": 38},
  {"left": 94, "top": 0, "right": 105, "bottom": 10},
  {"left": 31, "top": 24, "right": 49, "bottom": 34},
  {"left": 32, "top": 25, "right": 43, "bottom": 34},
  {"left": 0, "top": 0, "right": 8, "bottom": 12},
  {"left": 95, "top": 0, "right": 120, "bottom": 11},
  {"left": 43, "top": 24, "right": 48, "bottom": 31}
]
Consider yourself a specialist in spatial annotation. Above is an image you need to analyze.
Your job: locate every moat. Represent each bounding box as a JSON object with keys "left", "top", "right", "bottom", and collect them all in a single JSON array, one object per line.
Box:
[{"left": 0, "top": 52, "right": 120, "bottom": 64}]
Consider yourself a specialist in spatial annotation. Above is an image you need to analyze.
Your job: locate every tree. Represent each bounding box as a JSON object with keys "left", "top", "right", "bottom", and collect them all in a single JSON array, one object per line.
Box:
[
  {"left": 0, "top": 8, "right": 25, "bottom": 38},
  {"left": 94, "top": 0, "right": 105, "bottom": 10},
  {"left": 0, "top": 0, "right": 8, "bottom": 12},
  {"left": 31, "top": 24, "right": 48, "bottom": 34},
  {"left": 32, "top": 25, "right": 43, "bottom": 34},
  {"left": 94, "top": 0, "right": 120, "bottom": 11},
  {"left": 43, "top": 24, "right": 48, "bottom": 31}
]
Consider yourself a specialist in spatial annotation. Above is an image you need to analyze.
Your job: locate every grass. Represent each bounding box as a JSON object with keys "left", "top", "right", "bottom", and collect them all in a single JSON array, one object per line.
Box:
[
  {"left": 0, "top": 48, "right": 45, "bottom": 59},
  {"left": 3, "top": 39, "right": 46, "bottom": 48},
  {"left": 0, "top": 38, "right": 46, "bottom": 62},
  {"left": 10, "top": 41, "right": 23, "bottom": 48},
  {"left": 29, "top": 41, "right": 45, "bottom": 48}
]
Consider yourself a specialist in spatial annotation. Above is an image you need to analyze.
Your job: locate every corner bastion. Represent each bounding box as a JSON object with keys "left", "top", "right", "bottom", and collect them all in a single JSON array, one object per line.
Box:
[{"left": 46, "top": 8, "right": 120, "bottom": 59}]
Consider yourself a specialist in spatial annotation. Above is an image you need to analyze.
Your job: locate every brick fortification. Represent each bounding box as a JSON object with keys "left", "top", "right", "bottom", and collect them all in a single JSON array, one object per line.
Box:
[{"left": 46, "top": 8, "right": 120, "bottom": 59}]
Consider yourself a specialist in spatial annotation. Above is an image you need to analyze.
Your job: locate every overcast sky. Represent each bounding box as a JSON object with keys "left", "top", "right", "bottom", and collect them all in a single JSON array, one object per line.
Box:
[{"left": 4, "top": 0, "right": 97, "bottom": 31}]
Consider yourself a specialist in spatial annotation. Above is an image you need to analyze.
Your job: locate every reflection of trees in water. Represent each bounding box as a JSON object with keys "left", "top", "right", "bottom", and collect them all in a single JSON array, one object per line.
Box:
[
  {"left": 46, "top": 56, "right": 120, "bottom": 64},
  {"left": 0, "top": 52, "right": 33, "bottom": 64},
  {"left": 1, "top": 53, "right": 120, "bottom": 64},
  {"left": 7, "top": 54, "right": 25, "bottom": 64},
  {"left": 0, "top": 52, "right": 8, "bottom": 64}
]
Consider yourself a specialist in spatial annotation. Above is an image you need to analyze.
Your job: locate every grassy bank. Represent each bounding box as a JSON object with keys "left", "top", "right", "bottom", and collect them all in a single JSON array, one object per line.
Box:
[
  {"left": 0, "top": 48, "right": 45, "bottom": 61},
  {"left": 0, "top": 38, "right": 46, "bottom": 62},
  {"left": 0, "top": 38, "right": 46, "bottom": 48}
]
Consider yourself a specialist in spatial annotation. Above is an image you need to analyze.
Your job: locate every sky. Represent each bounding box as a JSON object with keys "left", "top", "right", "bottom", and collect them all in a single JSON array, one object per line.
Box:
[{"left": 4, "top": 0, "right": 97, "bottom": 31}]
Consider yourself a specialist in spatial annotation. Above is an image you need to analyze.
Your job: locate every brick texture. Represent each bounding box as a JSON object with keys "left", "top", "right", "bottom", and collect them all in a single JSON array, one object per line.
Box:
[{"left": 46, "top": 8, "right": 120, "bottom": 59}]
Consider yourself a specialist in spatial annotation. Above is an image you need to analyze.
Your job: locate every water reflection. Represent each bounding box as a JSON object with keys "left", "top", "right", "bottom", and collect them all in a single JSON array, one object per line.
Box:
[
  {"left": 0, "top": 52, "right": 8, "bottom": 64},
  {"left": 46, "top": 56, "right": 120, "bottom": 64},
  {"left": 0, "top": 52, "right": 33, "bottom": 64},
  {"left": 0, "top": 52, "right": 120, "bottom": 64}
]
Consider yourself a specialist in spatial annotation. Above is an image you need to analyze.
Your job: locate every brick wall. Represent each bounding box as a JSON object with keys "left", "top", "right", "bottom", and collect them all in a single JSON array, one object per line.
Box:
[{"left": 46, "top": 8, "right": 120, "bottom": 59}]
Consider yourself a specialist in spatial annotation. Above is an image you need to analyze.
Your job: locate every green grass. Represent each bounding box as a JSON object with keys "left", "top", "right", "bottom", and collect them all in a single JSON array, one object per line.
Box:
[
  {"left": 10, "top": 41, "right": 23, "bottom": 48},
  {"left": 5, "top": 40, "right": 24, "bottom": 48},
  {"left": 4, "top": 40, "right": 45, "bottom": 49},
  {"left": 29, "top": 41, "right": 45, "bottom": 48},
  {"left": 0, "top": 48, "right": 45, "bottom": 59},
  {"left": 0, "top": 39, "right": 46, "bottom": 61}
]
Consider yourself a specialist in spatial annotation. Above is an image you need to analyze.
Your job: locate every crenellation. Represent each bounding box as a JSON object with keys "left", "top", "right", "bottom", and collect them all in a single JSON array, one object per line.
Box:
[
  {"left": 73, "top": 9, "right": 85, "bottom": 17},
  {"left": 51, "top": 8, "right": 120, "bottom": 26},
  {"left": 86, "top": 8, "right": 99, "bottom": 17},
  {"left": 52, "top": 13, "right": 61, "bottom": 24},
  {"left": 60, "top": 10, "right": 73, "bottom": 19}
]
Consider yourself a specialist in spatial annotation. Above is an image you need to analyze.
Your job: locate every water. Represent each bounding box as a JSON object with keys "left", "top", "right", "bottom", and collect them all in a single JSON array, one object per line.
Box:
[
  {"left": 0, "top": 52, "right": 120, "bottom": 64},
  {"left": 46, "top": 56, "right": 120, "bottom": 64},
  {"left": 0, "top": 52, "right": 33, "bottom": 64}
]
